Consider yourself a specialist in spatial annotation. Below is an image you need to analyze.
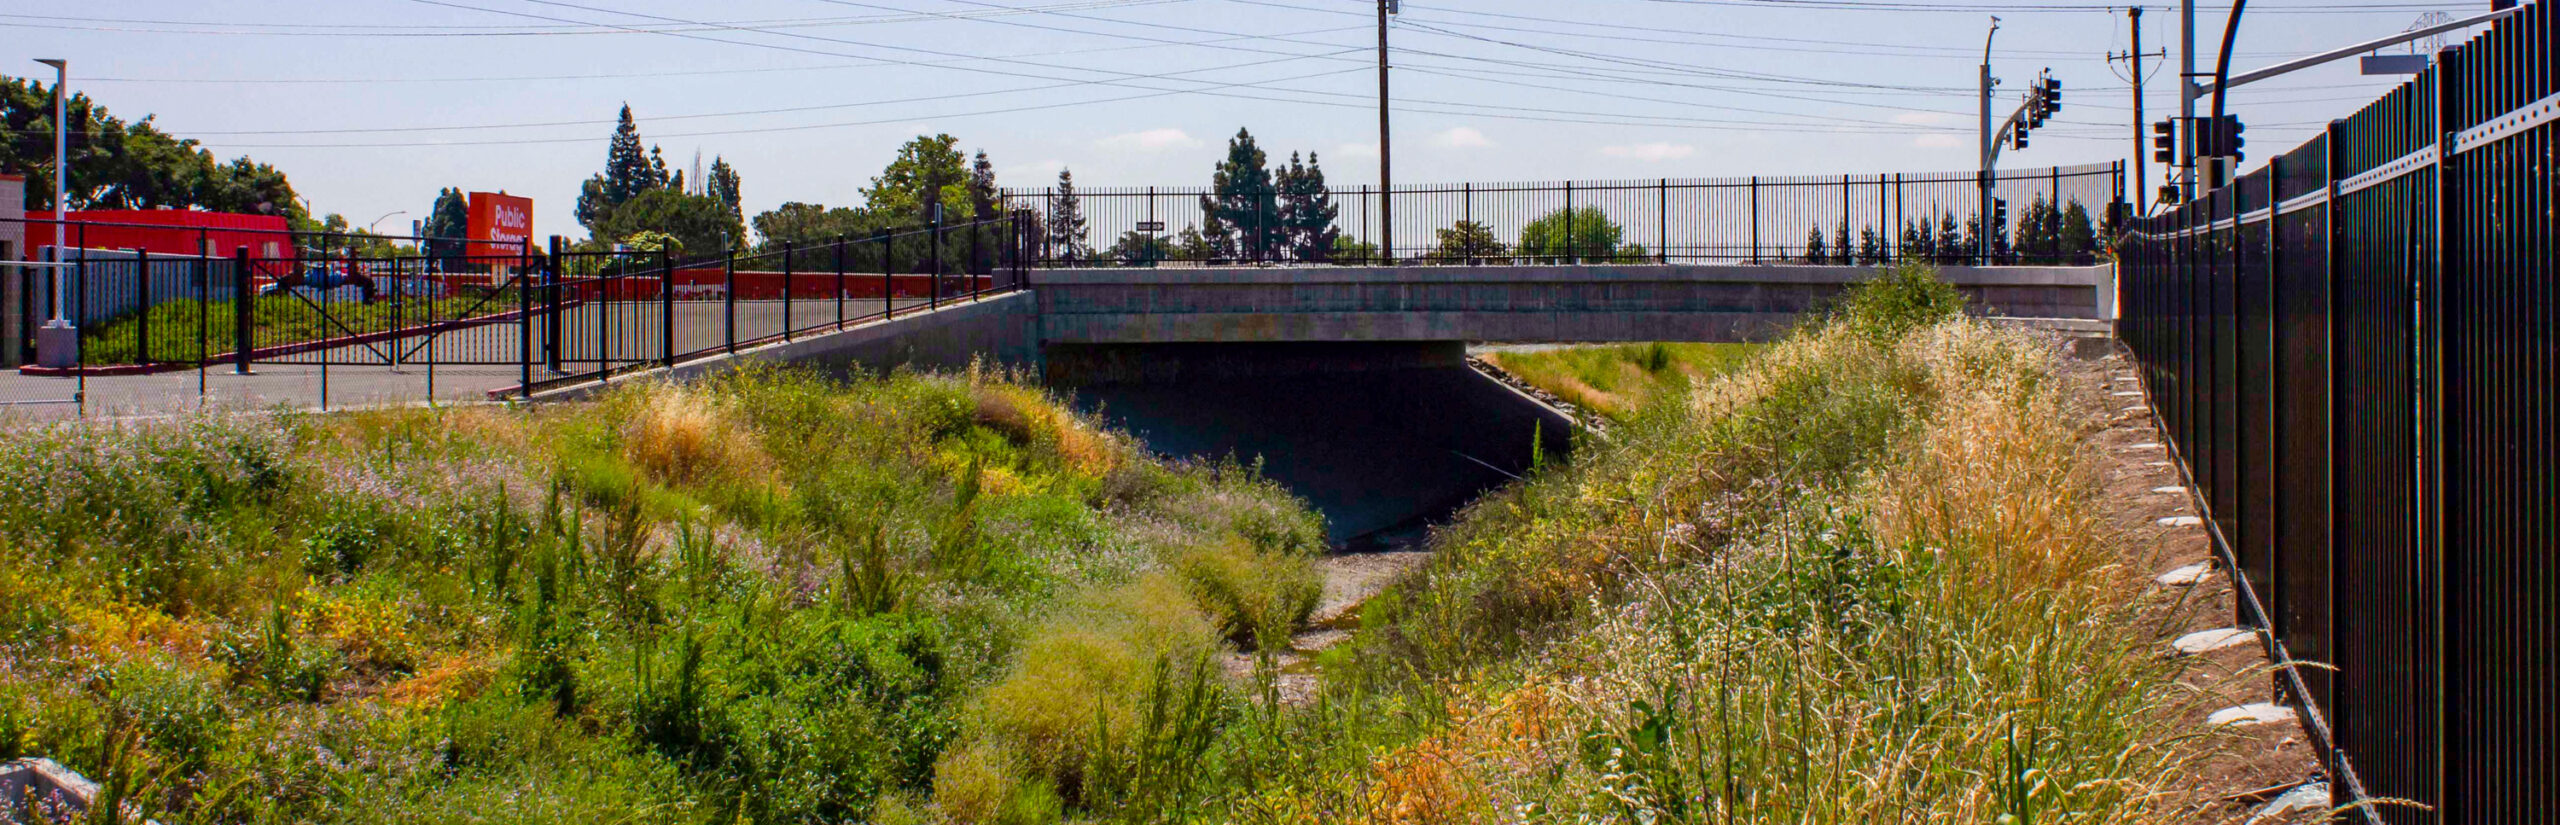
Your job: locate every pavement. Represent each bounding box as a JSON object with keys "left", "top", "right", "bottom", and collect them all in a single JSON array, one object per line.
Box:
[{"left": 0, "top": 297, "right": 950, "bottom": 421}]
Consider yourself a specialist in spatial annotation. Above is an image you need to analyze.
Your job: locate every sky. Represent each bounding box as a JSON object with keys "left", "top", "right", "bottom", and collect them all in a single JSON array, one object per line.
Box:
[{"left": 9, "top": 0, "right": 2501, "bottom": 240}]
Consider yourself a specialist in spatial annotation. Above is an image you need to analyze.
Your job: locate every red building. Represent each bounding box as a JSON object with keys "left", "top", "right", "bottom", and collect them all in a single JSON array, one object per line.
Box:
[{"left": 19, "top": 209, "right": 294, "bottom": 260}]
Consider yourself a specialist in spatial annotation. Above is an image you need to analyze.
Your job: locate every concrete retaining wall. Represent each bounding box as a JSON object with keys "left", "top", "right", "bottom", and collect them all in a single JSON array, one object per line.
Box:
[
  {"left": 1032, "top": 263, "right": 2111, "bottom": 344},
  {"left": 533, "top": 291, "right": 1037, "bottom": 401}
]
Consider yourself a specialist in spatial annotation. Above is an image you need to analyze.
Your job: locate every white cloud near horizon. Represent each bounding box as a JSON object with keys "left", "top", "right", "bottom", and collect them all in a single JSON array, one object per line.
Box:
[
  {"left": 1429, "top": 126, "right": 1494, "bottom": 149},
  {"left": 1599, "top": 142, "right": 1695, "bottom": 162},
  {"left": 1096, "top": 128, "right": 1203, "bottom": 152}
]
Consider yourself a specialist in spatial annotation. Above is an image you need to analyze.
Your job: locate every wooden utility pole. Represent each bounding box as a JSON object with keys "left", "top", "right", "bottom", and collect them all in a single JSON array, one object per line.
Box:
[{"left": 2111, "top": 7, "right": 2163, "bottom": 213}]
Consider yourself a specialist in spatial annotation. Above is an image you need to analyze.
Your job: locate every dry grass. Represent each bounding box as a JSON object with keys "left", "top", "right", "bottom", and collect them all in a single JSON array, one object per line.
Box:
[{"left": 617, "top": 385, "right": 772, "bottom": 487}]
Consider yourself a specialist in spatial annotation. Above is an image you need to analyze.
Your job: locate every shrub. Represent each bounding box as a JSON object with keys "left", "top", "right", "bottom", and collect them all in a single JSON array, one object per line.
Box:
[{"left": 1837, "top": 261, "right": 1967, "bottom": 342}]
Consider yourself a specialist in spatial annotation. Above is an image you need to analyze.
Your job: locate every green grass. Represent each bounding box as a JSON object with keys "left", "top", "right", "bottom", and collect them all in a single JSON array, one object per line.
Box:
[
  {"left": 0, "top": 266, "right": 2243, "bottom": 823},
  {"left": 79, "top": 294, "right": 489, "bottom": 365},
  {"left": 1482, "top": 342, "right": 1762, "bottom": 420},
  {"left": 0, "top": 364, "right": 1321, "bottom": 824}
]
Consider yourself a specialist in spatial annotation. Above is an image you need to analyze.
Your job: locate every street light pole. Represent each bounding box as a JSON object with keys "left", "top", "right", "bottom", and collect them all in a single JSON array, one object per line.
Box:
[
  {"left": 2180, "top": 0, "right": 2197, "bottom": 201},
  {"left": 1377, "top": 0, "right": 1397, "bottom": 264},
  {"left": 1978, "top": 18, "right": 1999, "bottom": 267},
  {"left": 34, "top": 59, "right": 66, "bottom": 327}
]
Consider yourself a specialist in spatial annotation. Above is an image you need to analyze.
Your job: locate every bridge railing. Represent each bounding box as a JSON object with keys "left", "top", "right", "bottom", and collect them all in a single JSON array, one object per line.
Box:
[
  {"left": 1004, "top": 163, "right": 2123, "bottom": 268},
  {"left": 2117, "top": 3, "right": 2556, "bottom": 822}
]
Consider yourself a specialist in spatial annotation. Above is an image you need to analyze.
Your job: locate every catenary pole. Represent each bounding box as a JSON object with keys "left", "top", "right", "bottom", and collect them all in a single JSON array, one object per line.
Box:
[{"left": 2180, "top": 0, "right": 2196, "bottom": 200}]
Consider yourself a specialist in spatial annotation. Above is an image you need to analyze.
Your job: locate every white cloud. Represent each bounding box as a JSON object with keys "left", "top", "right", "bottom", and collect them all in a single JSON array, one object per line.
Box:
[
  {"left": 1429, "top": 126, "right": 1494, "bottom": 149},
  {"left": 1912, "top": 134, "right": 1965, "bottom": 149},
  {"left": 1599, "top": 142, "right": 1696, "bottom": 162},
  {"left": 1003, "top": 159, "right": 1069, "bottom": 181},
  {"left": 1334, "top": 141, "right": 1380, "bottom": 158},
  {"left": 1096, "top": 127, "right": 1203, "bottom": 152}
]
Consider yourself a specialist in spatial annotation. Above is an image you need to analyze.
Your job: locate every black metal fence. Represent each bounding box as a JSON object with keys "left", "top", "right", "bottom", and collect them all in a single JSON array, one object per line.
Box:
[
  {"left": 0, "top": 213, "right": 1029, "bottom": 413},
  {"left": 2115, "top": 3, "right": 2555, "bottom": 822},
  {"left": 1004, "top": 162, "right": 2123, "bottom": 267}
]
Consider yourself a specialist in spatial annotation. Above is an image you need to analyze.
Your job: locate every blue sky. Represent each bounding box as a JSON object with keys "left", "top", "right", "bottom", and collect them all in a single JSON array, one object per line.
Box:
[{"left": 13, "top": 0, "right": 2491, "bottom": 238}]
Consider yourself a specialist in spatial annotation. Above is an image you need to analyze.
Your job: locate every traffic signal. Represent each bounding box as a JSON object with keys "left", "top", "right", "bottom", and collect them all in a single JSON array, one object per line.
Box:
[
  {"left": 1992, "top": 197, "right": 2009, "bottom": 228},
  {"left": 2015, "top": 125, "right": 2030, "bottom": 149},
  {"left": 2152, "top": 119, "right": 2177, "bottom": 164},
  {"left": 2158, "top": 184, "right": 2182, "bottom": 205},
  {"left": 2216, "top": 115, "right": 2246, "bottom": 163},
  {"left": 2042, "top": 76, "right": 2063, "bottom": 115}
]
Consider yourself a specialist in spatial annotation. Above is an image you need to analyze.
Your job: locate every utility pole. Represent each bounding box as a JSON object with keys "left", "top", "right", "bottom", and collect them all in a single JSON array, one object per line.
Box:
[
  {"left": 1979, "top": 17, "right": 1999, "bottom": 267},
  {"left": 2180, "top": 0, "right": 2197, "bottom": 201},
  {"left": 1377, "top": 0, "right": 1397, "bottom": 263},
  {"left": 2109, "top": 8, "right": 2163, "bottom": 213}
]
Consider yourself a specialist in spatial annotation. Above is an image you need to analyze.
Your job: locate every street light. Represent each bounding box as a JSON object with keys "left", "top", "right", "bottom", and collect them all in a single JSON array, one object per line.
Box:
[
  {"left": 367, "top": 211, "right": 408, "bottom": 235},
  {"left": 33, "top": 58, "right": 74, "bottom": 369}
]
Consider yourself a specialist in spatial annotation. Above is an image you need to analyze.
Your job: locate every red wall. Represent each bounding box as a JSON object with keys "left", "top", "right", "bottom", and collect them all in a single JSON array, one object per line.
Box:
[{"left": 22, "top": 210, "right": 295, "bottom": 261}]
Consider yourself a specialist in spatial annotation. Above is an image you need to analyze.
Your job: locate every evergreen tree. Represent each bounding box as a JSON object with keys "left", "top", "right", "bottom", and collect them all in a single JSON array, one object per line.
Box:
[
  {"left": 1899, "top": 218, "right": 1934, "bottom": 262},
  {"left": 1936, "top": 213, "right": 1965, "bottom": 263},
  {"left": 2059, "top": 199, "right": 2099, "bottom": 264},
  {"left": 708, "top": 157, "right": 741, "bottom": 220},
  {"left": 1275, "top": 152, "right": 1340, "bottom": 262},
  {"left": 967, "top": 150, "right": 1001, "bottom": 271},
  {"left": 1803, "top": 225, "right": 1827, "bottom": 263},
  {"left": 576, "top": 104, "right": 674, "bottom": 231},
  {"left": 1200, "top": 128, "right": 1279, "bottom": 262},
  {"left": 1857, "top": 226, "right": 1883, "bottom": 264},
  {"left": 1832, "top": 221, "right": 1851, "bottom": 265},
  {"left": 1044, "top": 168, "right": 1091, "bottom": 263},
  {"left": 424, "top": 187, "right": 470, "bottom": 266}
]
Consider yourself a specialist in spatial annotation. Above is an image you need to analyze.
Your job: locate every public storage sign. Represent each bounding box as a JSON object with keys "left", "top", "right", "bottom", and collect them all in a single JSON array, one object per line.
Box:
[{"left": 466, "top": 192, "right": 533, "bottom": 258}]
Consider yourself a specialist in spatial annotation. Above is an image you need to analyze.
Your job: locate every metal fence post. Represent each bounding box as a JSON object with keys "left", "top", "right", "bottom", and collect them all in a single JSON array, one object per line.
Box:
[
  {"left": 1749, "top": 176, "right": 1762, "bottom": 264},
  {"left": 782, "top": 240, "right": 797, "bottom": 338},
  {"left": 544, "top": 236, "right": 563, "bottom": 373},
  {"left": 232, "top": 246, "right": 253, "bottom": 375},
  {"left": 930, "top": 212, "right": 944, "bottom": 310},
  {"left": 516, "top": 247, "right": 532, "bottom": 399},
  {"left": 879, "top": 230, "right": 895, "bottom": 320},
  {"left": 660, "top": 249, "right": 675, "bottom": 365},
  {"left": 1658, "top": 178, "right": 1670, "bottom": 264},
  {"left": 1563, "top": 181, "right": 1576, "bottom": 265},
  {"left": 128, "top": 247, "right": 150, "bottom": 366},
  {"left": 833, "top": 235, "right": 847, "bottom": 327},
  {"left": 723, "top": 248, "right": 737, "bottom": 354}
]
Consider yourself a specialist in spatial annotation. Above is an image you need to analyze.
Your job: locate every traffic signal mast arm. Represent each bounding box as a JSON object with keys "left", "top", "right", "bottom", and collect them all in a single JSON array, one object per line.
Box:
[{"left": 1987, "top": 71, "right": 2060, "bottom": 166}]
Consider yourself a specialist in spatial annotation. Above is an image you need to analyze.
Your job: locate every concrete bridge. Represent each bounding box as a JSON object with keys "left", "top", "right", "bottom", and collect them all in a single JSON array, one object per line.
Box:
[{"left": 638, "top": 262, "right": 2112, "bottom": 385}]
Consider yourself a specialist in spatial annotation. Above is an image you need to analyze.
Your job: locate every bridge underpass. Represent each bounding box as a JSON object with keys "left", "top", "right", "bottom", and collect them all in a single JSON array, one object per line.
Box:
[{"left": 619, "top": 262, "right": 2110, "bottom": 544}]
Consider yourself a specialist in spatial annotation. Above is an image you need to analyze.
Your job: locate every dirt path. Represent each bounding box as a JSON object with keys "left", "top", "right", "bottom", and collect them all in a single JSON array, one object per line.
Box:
[
  {"left": 2074, "top": 345, "right": 2331, "bottom": 823},
  {"left": 1224, "top": 549, "right": 1432, "bottom": 706}
]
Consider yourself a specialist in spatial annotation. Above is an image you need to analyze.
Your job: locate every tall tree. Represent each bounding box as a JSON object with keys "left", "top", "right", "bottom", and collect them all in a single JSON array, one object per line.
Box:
[
  {"left": 864, "top": 134, "right": 970, "bottom": 223},
  {"left": 2058, "top": 199, "right": 2099, "bottom": 264},
  {"left": 1044, "top": 168, "right": 1091, "bottom": 262},
  {"left": 1518, "top": 207, "right": 1623, "bottom": 262},
  {"left": 1429, "top": 220, "right": 1506, "bottom": 263},
  {"left": 424, "top": 188, "right": 470, "bottom": 266},
  {"left": 1936, "top": 213, "right": 1965, "bottom": 263},
  {"left": 967, "top": 150, "right": 1000, "bottom": 223},
  {"left": 0, "top": 76, "right": 299, "bottom": 216},
  {"left": 706, "top": 156, "right": 744, "bottom": 245},
  {"left": 577, "top": 104, "right": 670, "bottom": 231},
  {"left": 1275, "top": 151, "right": 1340, "bottom": 262},
  {"left": 1199, "top": 128, "right": 1278, "bottom": 261},
  {"left": 1802, "top": 225, "right": 1828, "bottom": 263}
]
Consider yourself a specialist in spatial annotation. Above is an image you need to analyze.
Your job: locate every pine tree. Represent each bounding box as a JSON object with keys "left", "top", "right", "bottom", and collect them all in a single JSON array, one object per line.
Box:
[
  {"left": 707, "top": 157, "right": 741, "bottom": 220},
  {"left": 2059, "top": 199, "right": 2099, "bottom": 264},
  {"left": 1044, "top": 168, "right": 1090, "bottom": 263},
  {"left": 1803, "top": 225, "right": 1827, "bottom": 263},
  {"left": 424, "top": 187, "right": 470, "bottom": 266},
  {"left": 1276, "top": 152, "right": 1340, "bottom": 262},
  {"left": 967, "top": 150, "right": 1001, "bottom": 272},
  {"left": 1857, "top": 226, "right": 1883, "bottom": 264},
  {"left": 1831, "top": 221, "right": 1851, "bottom": 265},
  {"left": 577, "top": 104, "right": 671, "bottom": 231},
  {"left": 1936, "top": 213, "right": 1964, "bottom": 263},
  {"left": 1200, "top": 128, "right": 1277, "bottom": 262}
]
